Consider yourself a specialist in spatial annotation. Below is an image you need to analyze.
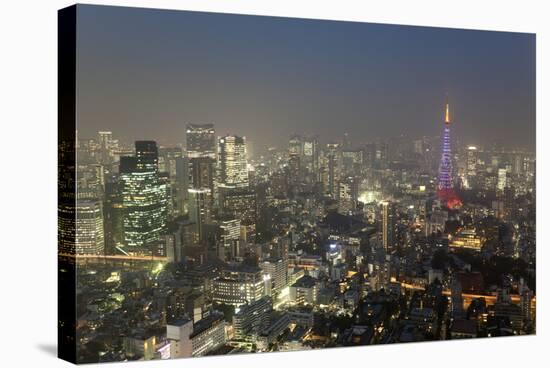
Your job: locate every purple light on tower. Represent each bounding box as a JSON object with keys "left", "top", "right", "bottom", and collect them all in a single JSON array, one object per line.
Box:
[{"left": 437, "top": 102, "right": 461, "bottom": 208}]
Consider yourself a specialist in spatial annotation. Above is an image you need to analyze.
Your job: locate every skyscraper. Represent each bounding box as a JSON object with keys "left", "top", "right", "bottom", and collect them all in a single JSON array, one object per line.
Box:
[
  {"left": 218, "top": 135, "right": 249, "bottom": 189},
  {"left": 174, "top": 156, "right": 189, "bottom": 215},
  {"left": 135, "top": 140, "right": 159, "bottom": 172},
  {"left": 98, "top": 131, "right": 113, "bottom": 165},
  {"left": 58, "top": 199, "right": 105, "bottom": 255},
  {"left": 74, "top": 199, "right": 105, "bottom": 255},
  {"left": 437, "top": 102, "right": 462, "bottom": 208},
  {"left": 120, "top": 142, "right": 168, "bottom": 249},
  {"left": 158, "top": 147, "right": 184, "bottom": 217},
  {"left": 186, "top": 123, "right": 216, "bottom": 159},
  {"left": 303, "top": 136, "right": 319, "bottom": 173},
  {"left": 187, "top": 188, "right": 211, "bottom": 243},
  {"left": 218, "top": 218, "right": 241, "bottom": 261},
  {"left": 326, "top": 143, "right": 341, "bottom": 199},
  {"left": 380, "top": 200, "right": 395, "bottom": 251},
  {"left": 188, "top": 156, "right": 215, "bottom": 223},
  {"left": 288, "top": 135, "right": 303, "bottom": 157},
  {"left": 189, "top": 157, "right": 215, "bottom": 191},
  {"left": 338, "top": 176, "right": 359, "bottom": 214}
]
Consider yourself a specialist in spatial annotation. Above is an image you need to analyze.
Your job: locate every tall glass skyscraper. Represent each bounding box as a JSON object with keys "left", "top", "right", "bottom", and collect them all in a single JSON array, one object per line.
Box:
[
  {"left": 218, "top": 135, "right": 249, "bottom": 189},
  {"left": 135, "top": 140, "right": 159, "bottom": 172},
  {"left": 380, "top": 200, "right": 395, "bottom": 251},
  {"left": 186, "top": 123, "right": 216, "bottom": 159},
  {"left": 120, "top": 142, "right": 168, "bottom": 249}
]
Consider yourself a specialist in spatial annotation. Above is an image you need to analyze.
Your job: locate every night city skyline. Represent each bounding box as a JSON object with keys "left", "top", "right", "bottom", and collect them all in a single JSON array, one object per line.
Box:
[
  {"left": 59, "top": 4, "right": 536, "bottom": 364},
  {"left": 76, "top": 5, "right": 535, "bottom": 151}
]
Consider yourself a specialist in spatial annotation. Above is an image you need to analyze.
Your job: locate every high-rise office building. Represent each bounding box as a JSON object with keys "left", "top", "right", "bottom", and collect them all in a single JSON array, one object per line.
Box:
[
  {"left": 186, "top": 123, "right": 216, "bottom": 159},
  {"left": 98, "top": 131, "right": 113, "bottom": 165},
  {"left": 189, "top": 157, "right": 215, "bottom": 191},
  {"left": 218, "top": 218, "right": 241, "bottom": 261},
  {"left": 75, "top": 199, "right": 105, "bottom": 255},
  {"left": 342, "top": 149, "right": 363, "bottom": 174},
  {"left": 58, "top": 198, "right": 105, "bottom": 255},
  {"left": 288, "top": 135, "right": 303, "bottom": 156},
  {"left": 288, "top": 154, "right": 301, "bottom": 185},
  {"left": 188, "top": 188, "right": 212, "bottom": 243},
  {"left": 158, "top": 147, "right": 185, "bottom": 217},
  {"left": 218, "top": 135, "right": 249, "bottom": 189},
  {"left": 380, "top": 200, "right": 396, "bottom": 252},
  {"left": 497, "top": 168, "right": 508, "bottom": 194},
  {"left": 338, "top": 176, "right": 359, "bottom": 214},
  {"left": 303, "top": 136, "right": 319, "bottom": 173},
  {"left": 466, "top": 146, "right": 477, "bottom": 177},
  {"left": 120, "top": 142, "right": 168, "bottom": 248},
  {"left": 158, "top": 147, "right": 182, "bottom": 174},
  {"left": 135, "top": 140, "right": 159, "bottom": 172},
  {"left": 174, "top": 156, "right": 189, "bottom": 215},
  {"left": 326, "top": 143, "right": 341, "bottom": 199},
  {"left": 188, "top": 156, "right": 215, "bottom": 222},
  {"left": 220, "top": 187, "right": 257, "bottom": 226}
]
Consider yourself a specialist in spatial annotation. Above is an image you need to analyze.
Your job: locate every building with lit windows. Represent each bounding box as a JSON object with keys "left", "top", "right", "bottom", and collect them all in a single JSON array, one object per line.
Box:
[
  {"left": 338, "top": 177, "right": 359, "bottom": 214},
  {"left": 212, "top": 265, "right": 265, "bottom": 306},
  {"left": 58, "top": 202, "right": 77, "bottom": 255},
  {"left": 119, "top": 142, "right": 168, "bottom": 248},
  {"left": 189, "top": 157, "right": 215, "bottom": 191},
  {"left": 218, "top": 135, "right": 249, "bottom": 189},
  {"left": 380, "top": 200, "right": 396, "bottom": 251},
  {"left": 219, "top": 187, "right": 257, "bottom": 226},
  {"left": 260, "top": 258, "right": 288, "bottom": 294},
  {"left": 188, "top": 188, "right": 212, "bottom": 243},
  {"left": 218, "top": 218, "right": 241, "bottom": 261},
  {"left": 289, "top": 275, "right": 319, "bottom": 305},
  {"left": 75, "top": 199, "right": 105, "bottom": 255},
  {"left": 186, "top": 123, "right": 216, "bottom": 159},
  {"left": 58, "top": 198, "right": 105, "bottom": 255},
  {"left": 135, "top": 140, "right": 159, "bottom": 172},
  {"left": 288, "top": 135, "right": 303, "bottom": 157},
  {"left": 497, "top": 168, "right": 508, "bottom": 194},
  {"left": 325, "top": 143, "right": 341, "bottom": 198},
  {"left": 450, "top": 229, "right": 483, "bottom": 251},
  {"left": 190, "top": 312, "right": 226, "bottom": 357},
  {"left": 233, "top": 296, "right": 273, "bottom": 341},
  {"left": 303, "top": 136, "right": 319, "bottom": 172},
  {"left": 342, "top": 149, "right": 363, "bottom": 174},
  {"left": 98, "top": 130, "right": 113, "bottom": 165},
  {"left": 467, "top": 146, "right": 477, "bottom": 176}
]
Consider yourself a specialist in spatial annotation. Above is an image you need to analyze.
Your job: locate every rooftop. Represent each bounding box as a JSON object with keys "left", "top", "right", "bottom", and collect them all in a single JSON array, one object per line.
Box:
[{"left": 291, "top": 275, "right": 318, "bottom": 289}]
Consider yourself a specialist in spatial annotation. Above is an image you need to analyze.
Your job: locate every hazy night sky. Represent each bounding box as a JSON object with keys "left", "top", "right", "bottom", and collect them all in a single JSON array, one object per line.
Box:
[{"left": 76, "top": 5, "right": 535, "bottom": 151}]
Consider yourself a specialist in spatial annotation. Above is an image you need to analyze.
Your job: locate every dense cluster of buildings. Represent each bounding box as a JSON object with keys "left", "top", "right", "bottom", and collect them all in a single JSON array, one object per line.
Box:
[{"left": 59, "top": 104, "right": 536, "bottom": 363}]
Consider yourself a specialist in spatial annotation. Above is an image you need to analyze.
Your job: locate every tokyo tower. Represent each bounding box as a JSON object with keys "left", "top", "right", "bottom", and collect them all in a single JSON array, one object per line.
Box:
[{"left": 437, "top": 102, "right": 462, "bottom": 208}]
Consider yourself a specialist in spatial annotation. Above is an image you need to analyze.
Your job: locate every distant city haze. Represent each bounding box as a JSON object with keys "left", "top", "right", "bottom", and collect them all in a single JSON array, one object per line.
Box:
[{"left": 76, "top": 5, "right": 535, "bottom": 151}]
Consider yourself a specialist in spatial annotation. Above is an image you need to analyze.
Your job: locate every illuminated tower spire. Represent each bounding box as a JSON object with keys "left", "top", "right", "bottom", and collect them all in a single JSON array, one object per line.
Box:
[{"left": 437, "top": 100, "right": 461, "bottom": 208}]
